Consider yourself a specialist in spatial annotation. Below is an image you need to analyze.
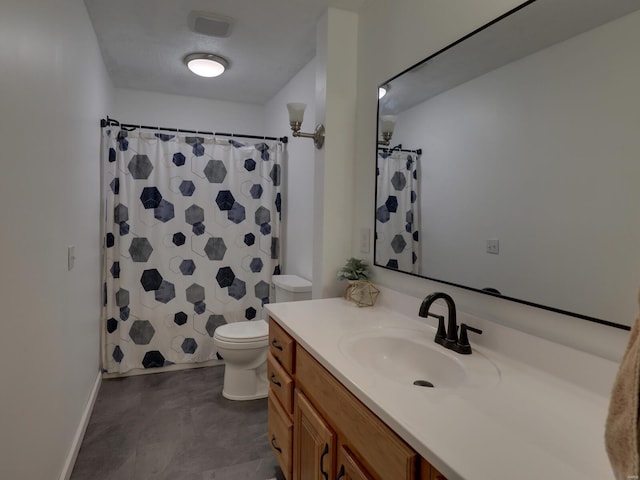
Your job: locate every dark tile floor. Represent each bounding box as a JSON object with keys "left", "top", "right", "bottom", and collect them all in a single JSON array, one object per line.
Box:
[{"left": 71, "top": 366, "right": 284, "bottom": 480}]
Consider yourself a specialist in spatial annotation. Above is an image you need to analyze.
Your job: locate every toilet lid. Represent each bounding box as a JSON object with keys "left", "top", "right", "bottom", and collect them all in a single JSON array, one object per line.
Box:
[
  {"left": 273, "top": 274, "right": 312, "bottom": 293},
  {"left": 214, "top": 319, "right": 268, "bottom": 342}
]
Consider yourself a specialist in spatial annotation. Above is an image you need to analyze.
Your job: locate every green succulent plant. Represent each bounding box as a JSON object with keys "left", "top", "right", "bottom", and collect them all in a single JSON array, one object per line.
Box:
[{"left": 337, "top": 257, "right": 369, "bottom": 281}]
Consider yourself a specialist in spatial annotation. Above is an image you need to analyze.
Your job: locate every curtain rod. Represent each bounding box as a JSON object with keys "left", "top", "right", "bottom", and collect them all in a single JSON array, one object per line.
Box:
[
  {"left": 100, "top": 116, "right": 288, "bottom": 143},
  {"left": 378, "top": 144, "right": 422, "bottom": 155}
]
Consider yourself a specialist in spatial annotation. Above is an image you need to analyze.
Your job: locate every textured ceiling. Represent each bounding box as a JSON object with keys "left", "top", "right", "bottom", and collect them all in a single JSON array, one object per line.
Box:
[
  {"left": 85, "top": 0, "right": 364, "bottom": 104},
  {"left": 380, "top": 0, "right": 640, "bottom": 115}
]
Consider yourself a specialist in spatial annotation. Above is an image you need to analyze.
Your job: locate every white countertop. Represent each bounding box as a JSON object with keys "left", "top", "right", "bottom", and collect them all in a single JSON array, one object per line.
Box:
[{"left": 265, "top": 288, "right": 620, "bottom": 480}]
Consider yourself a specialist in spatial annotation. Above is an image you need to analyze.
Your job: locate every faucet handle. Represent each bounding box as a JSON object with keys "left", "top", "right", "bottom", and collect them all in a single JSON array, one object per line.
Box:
[
  {"left": 461, "top": 323, "right": 482, "bottom": 336},
  {"left": 455, "top": 323, "right": 483, "bottom": 355}
]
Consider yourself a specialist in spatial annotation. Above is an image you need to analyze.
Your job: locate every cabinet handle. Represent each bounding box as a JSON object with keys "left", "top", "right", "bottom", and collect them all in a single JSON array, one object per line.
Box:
[
  {"left": 320, "top": 443, "right": 329, "bottom": 480},
  {"left": 270, "top": 374, "right": 281, "bottom": 387},
  {"left": 336, "top": 465, "right": 345, "bottom": 480},
  {"left": 271, "top": 339, "right": 283, "bottom": 351},
  {"left": 270, "top": 435, "right": 282, "bottom": 453}
]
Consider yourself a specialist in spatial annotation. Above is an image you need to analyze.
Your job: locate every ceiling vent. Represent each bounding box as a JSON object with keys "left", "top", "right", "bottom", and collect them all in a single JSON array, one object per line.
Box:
[{"left": 188, "top": 11, "right": 234, "bottom": 38}]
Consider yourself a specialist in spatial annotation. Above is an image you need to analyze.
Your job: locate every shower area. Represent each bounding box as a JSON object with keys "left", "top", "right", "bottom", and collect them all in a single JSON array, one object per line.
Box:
[{"left": 101, "top": 118, "right": 287, "bottom": 374}]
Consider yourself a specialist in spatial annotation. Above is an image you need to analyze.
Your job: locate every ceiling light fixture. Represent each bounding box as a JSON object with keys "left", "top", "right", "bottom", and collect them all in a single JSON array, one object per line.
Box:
[
  {"left": 378, "top": 84, "right": 389, "bottom": 99},
  {"left": 184, "top": 53, "right": 229, "bottom": 78}
]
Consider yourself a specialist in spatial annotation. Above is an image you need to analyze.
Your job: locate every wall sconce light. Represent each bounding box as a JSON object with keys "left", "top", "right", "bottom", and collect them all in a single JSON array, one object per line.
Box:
[
  {"left": 378, "top": 115, "right": 397, "bottom": 146},
  {"left": 286, "top": 103, "right": 325, "bottom": 149}
]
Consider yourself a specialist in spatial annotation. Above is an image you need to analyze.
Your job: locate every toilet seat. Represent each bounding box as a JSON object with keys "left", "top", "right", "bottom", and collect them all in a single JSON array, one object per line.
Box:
[{"left": 214, "top": 319, "right": 268, "bottom": 343}]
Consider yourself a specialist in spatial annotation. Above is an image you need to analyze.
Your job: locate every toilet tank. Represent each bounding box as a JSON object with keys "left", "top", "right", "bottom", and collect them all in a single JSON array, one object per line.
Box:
[{"left": 272, "top": 275, "right": 312, "bottom": 303}]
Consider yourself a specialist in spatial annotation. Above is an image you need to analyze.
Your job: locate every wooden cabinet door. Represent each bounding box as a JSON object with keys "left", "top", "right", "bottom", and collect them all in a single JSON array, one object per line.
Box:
[
  {"left": 430, "top": 466, "right": 447, "bottom": 480},
  {"left": 294, "top": 389, "right": 335, "bottom": 480},
  {"left": 336, "top": 446, "right": 374, "bottom": 480}
]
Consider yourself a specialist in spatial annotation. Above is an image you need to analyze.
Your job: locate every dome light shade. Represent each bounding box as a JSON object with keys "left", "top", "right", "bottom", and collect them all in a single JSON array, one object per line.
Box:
[
  {"left": 184, "top": 53, "right": 228, "bottom": 77},
  {"left": 378, "top": 86, "right": 387, "bottom": 99}
]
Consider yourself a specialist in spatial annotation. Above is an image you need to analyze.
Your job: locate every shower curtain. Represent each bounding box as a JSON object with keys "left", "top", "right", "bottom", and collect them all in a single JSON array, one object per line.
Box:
[
  {"left": 375, "top": 149, "right": 420, "bottom": 274},
  {"left": 101, "top": 127, "right": 283, "bottom": 374}
]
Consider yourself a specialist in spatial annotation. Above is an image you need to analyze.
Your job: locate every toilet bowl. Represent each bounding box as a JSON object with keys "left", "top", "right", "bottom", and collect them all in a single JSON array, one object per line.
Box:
[
  {"left": 214, "top": 275, "right": 312, "bottom": 401},
  {"left": 213, "top": 319, "right": 269, "bottom": 400}
]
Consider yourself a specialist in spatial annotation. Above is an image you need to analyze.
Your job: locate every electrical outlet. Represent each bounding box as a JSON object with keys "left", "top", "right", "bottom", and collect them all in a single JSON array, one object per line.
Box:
[{"left": 486, "top": 239, "right": 499, "bottom": 255}]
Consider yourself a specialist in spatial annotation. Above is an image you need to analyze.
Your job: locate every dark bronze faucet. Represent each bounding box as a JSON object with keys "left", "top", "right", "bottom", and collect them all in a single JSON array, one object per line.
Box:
[{"left": 418, "top": 292, "right": 482, "bottom": 354}]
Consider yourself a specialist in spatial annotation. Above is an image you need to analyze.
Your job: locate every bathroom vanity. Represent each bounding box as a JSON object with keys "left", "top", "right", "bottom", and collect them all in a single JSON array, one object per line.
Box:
[
  {"left": 265, "top": 288, "right": 619, "bottom": 480},
  {"left": 267, "top": 317, "right": 444, "bottom": 479}
]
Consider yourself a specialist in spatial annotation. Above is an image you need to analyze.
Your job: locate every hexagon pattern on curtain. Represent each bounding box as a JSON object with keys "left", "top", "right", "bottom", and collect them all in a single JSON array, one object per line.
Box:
[
  {"left": 102, "top": 128, "right": 282, "bottom": 374},
  {"left": 375, "top": 150, "right": 420, "bottom": 274}
]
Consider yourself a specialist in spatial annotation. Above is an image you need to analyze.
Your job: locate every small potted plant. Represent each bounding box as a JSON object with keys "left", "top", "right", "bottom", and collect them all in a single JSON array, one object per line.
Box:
[
  {"left": 338, "top": 258, "right": 379, "bottom": 307},
  {"left": 337, "top": 257, "right": 369, "bottom": 282}
]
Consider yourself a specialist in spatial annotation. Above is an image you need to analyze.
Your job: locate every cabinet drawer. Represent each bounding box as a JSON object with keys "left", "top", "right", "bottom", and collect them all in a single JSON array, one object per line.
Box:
[
  {"left": 296, "top": 346, "right": 418, "bottom": 480},
  {"left": 269, "top": 317, "right": 295, "bottom": 373},
  {"left": 267, "top": 352, "right": 294, "bottom": 415},
  {"left": 268, "top": 390, "right": 293, "bottom": 480}
]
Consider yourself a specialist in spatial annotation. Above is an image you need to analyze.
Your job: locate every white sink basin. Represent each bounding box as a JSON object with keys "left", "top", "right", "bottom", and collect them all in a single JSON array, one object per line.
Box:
[{"left": 338, "top": 327, "right": 500, "bottom": 389}]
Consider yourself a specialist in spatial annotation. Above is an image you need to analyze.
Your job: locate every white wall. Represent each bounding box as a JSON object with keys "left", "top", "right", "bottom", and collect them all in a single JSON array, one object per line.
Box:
[
  {"left": 313, "top": 8, "right": 359, "bottom": 299},
  {"left": 393, "top": 10, "right": 640, "bottom": 325},
  {"left": 353, "top": 0, "right": 630, "bottom": 361},
  {"left": 264, "top": 60, "right": 316, "bottom": 281},
  {"left": 0, "top": 0, "right": 112, "bottom": 478},
  {"left": 113, "top": 88, "right": 264, "bottom": 133}
]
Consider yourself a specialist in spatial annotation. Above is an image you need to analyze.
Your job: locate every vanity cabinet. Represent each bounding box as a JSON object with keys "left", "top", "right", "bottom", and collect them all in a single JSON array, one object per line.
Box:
[{"left": 267, "top": 317, "right": 447, "bottom": 480}]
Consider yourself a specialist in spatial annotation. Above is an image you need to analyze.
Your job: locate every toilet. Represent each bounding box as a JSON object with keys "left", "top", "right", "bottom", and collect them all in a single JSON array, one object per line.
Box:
[
  {"left": 214, "top": 319, "right": 269, "bottom": 400},
  {"left": 272, "top": 274, "right": 312, "bottom": 302},
  {"left": 213, "top": 274, "right": 312, "bottom": 401}
]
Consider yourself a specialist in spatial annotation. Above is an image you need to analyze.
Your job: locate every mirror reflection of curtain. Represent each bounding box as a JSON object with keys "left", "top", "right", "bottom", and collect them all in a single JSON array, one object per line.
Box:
[{"left": 375, "top": 150, "right": 420, "bottom": 274}]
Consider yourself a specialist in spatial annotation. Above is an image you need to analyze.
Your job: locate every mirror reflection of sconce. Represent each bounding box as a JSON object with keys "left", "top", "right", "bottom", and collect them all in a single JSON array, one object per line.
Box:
[
  {"left": 378, "top": 115, "right": 397, "bottom": 146},
  {"left": 286, "top": 103, "right": 325, "bottom": 149}
]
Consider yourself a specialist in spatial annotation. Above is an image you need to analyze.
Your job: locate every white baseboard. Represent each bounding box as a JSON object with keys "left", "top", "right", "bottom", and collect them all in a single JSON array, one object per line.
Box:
[{"left": 59, "top": 371, "right": 102, "bottom": 480}]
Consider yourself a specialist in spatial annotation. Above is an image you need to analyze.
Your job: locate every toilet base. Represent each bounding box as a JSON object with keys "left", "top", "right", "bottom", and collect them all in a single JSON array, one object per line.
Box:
[
  {"left": 222, "top": 389, "right": 268, "bottom": 401},
  {"left": 221, "top": 362, "right": 268, "bottom": 401}
]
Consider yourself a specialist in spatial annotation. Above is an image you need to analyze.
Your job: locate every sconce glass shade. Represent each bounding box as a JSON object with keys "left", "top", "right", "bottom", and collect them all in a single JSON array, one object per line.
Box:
[
  {"left": 287, "top": 103, "right": 306, "bottom": 124},
  {"left": 184, "top": 53, "right": 228, "bottom": 78},
  {"left": 380, "top": 115, "right": 397, "bottom": 134}
]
